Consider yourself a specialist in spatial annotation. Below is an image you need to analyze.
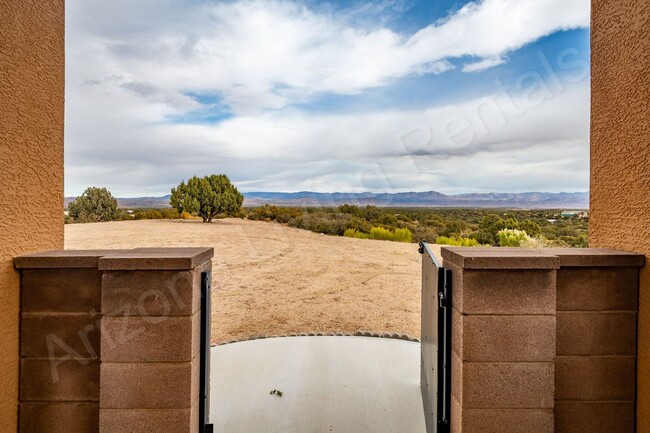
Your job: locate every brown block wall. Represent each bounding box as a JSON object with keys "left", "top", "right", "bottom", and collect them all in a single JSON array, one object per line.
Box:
[
  {"left": 437, "top": 247, "right": 644, "bottom": 433},
  {"left": 14, "top": 248, "right": 213, "bottom": 433}
]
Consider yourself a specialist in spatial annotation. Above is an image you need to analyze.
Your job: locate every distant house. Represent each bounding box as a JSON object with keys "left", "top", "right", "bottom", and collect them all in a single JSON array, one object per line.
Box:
[{"left": 561, "top": 210, "right": 588, "bottom": 218}]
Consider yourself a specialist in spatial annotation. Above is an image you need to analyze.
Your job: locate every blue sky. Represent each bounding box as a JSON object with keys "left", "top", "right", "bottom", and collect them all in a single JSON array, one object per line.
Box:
[{"left": 65, "top": 0, "right": 591, "bottom": 197}]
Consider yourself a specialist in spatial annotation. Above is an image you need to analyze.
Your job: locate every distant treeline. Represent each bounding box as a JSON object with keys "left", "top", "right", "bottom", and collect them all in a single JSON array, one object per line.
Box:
[
  {"left": 245, "top": 205, "right": 588, "bottom": 247},
  {"left": 66, "top": 205, "right": 588, "bottom": 247}
]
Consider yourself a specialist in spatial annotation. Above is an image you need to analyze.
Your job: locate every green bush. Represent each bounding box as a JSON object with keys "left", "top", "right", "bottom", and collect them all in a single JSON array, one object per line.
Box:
[
  {"left": 368, "top": 227, "right": 412, "bottom": 242},
  {"left": 344, "top": 228, "right": 369, "bottom": 239},
  {"left": 338, "top": 204, "right": 361, "bottom": 217},
  {"left": 248, "top": 205, "right": 303, "bottom": 223},
  {"left": 520, "top": 219, "right": 542, "bottom": 237},
  {"left": 361, "top": 206, "right": 382, "bottom": 221},
  {"left": 435, "top": 236, "right": 481, "bottom": 247},
  {"left": 519, "top": 235, "right": 548, "bottom": 248},
  {"left": 170, "top": 174, "right": 243, "bottom": 223},
  {"left": 440, "top": 220, "right": 467, "bottom": 237},
  {"left": 68, "top": 187, "right": 119, "bottom": 223},
  {"left": 289, "top": 212, "right": 352, "bottom": 236},
  {"left": 376, "top": 213, "right": 398, "bottom": 225},
  {"left": 129, "top": 208, "right": 181, "bottom": 220},
  {"left": 344, "top": 227, "right": 412, "bottom": 243}
]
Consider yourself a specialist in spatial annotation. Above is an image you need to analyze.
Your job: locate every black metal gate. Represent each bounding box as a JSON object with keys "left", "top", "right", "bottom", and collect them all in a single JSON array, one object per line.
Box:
[
  {"left": 419, "top": 241, "right": 452, "bottom": 433},
  {"left": 200, "top": 272, "right": 214, "bottom": 433}
]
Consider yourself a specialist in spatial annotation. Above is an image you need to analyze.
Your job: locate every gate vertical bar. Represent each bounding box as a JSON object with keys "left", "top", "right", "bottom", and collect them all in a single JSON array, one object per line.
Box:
[
  {"left": 200, "top": 271, "right": 214, "bottom": 433},
  {"left": 419, "top": 241, "right": 452, "bottom": 433},
  {"left": 438, "top": 267, "right": 452, "bottom": 433}
]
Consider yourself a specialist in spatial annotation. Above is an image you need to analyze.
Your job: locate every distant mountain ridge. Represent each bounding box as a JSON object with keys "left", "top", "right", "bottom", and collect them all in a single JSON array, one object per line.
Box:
[
  {"left": 64, "top": 191, "right": 588, "bottom": 209},
  {"left": 242, "top": 191, "right": 588, "bottom": 208}
]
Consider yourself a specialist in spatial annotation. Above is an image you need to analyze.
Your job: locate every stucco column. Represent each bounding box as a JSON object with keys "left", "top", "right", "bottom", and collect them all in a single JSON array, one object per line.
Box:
[
  {"left": 589, "top": 0, "right": 650, "bottom": 428},
  {"left": 0, "top": 1, "right": 65, "bottom": 431}
]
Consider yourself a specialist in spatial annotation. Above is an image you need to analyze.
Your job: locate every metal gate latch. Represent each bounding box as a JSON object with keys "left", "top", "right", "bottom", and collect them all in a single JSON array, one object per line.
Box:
[{"left": 438, "top": 292, "right": 446, "bottom": 308}]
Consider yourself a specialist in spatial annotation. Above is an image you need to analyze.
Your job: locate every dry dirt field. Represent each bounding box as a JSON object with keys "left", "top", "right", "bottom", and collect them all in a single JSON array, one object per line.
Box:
[{"left": 66, "top": 219, "right": 438, "bottom": 343}]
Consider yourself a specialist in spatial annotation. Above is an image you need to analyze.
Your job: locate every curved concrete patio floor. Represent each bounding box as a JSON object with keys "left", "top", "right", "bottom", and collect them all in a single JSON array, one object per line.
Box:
[{"left": 210, "top": 336, "right": 426, "bottom": 433}]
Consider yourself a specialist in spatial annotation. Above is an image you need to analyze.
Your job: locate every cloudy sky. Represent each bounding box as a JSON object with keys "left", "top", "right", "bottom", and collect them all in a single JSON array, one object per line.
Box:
[{"left": 65, "top": 0, "right": 591, "bottom": 197}]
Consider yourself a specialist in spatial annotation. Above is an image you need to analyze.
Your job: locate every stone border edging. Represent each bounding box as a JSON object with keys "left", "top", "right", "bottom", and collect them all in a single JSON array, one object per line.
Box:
[{"left": 213, "top": 332, "right": 420, "bottom": 347}]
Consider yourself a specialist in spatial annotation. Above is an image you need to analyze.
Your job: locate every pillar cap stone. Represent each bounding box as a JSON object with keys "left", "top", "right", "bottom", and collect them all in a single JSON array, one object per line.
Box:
[
  {"left": 441, "top": 247, "right": 560, "bottom": 270},
  {"left": 98, "top": 247, "right": 214, "bottom": 270},
  {"left": 543, "top": 248, "right": 645, "bottom": 267},
  {"left": 441, "top": 247, "right": 645, "bottom": 269},
  {"left": 15, "top": 248, "right": 214, "bottom": 271},
  {"left": 14, "top": 250, "right": 126, "bottom": 269}
]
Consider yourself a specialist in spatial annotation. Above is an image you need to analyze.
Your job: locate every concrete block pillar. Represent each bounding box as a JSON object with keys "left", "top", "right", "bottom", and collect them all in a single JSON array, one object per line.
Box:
[
  {"left": 14, "top": 251, "right": 119, "bottom": 433},
  {"left": 551, "top": 249, "right": 643, "bottom": 433},
  {"left": 14, "top": 248, "right": 214, "bottom": 433},
  {"left": 441, "top": 247, "right": 559, "bottom": 433},
  {"left": 97, "top": 248, "right": 212, "bottom": 433}
]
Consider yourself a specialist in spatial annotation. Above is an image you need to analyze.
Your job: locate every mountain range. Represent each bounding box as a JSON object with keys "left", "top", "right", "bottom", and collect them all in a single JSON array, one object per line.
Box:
[{"left": 65, "top": 191, "right": 589, "bottom": 209}]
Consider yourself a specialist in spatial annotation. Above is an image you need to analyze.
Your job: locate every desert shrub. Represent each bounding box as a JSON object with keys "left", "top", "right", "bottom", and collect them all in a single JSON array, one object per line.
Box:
[
  {"left": 497, "top": 229, "right": 531, "bottom": 247},
  {"left": 435, "top": 236, "right": 481, "bottom": 247},
  {"left": 368, "top": 227, "right": 412, "bottom": 242},
  {"left": 396, "top": 213, "right": 411, "bottom": 222},
  {"left": 68, "top": 187, "right": 119, "bottom": 223},
  {"left": 441, "top": 220, "right": 467, "bottom": 237},
  {"left": 118, "top": 210, "right": 136, "bottom": 220},
  {"left": 338, "top": 204, "right": 361, "bottom": 217},
  {"left": 361, "top": 206, "right": 382, "bottom": 221},
  {"left": 248, "top": 205, "right": 303, "bottom": 223},
  {"left": 160, "top": 208, "right": 181, "bottom": 219},
  {"left": 519, "top": 219, "right": 542, "bottom": 237},
  {"left": 410, "top": 226, "right": 440, "bottom": 244},
  {"left": 130, "top": 209, "right": 182, "bottom": 220},
  {"left": 170, "top": 174, "right": 243, "bottom": 223},
  {"left": 423, "top": 214, "right": 445, "bottom": 227},
  {"left": 376, "top": 213, "right": 398, "bottom": 225},
  {"left": 343, "top": 226, "right": 411, "bottom": 242},
  {"left": 289, "top": 212, "right": 349, "bottom": 235},
  {"left": 393, "top": 228, "right": 413, "bottom": 243},
  {"left": 344, "top": 228, "right": 369, "bottom": 239},
  {"left": 143, "top": 210, "right": 162, "bottom": 219},
  {"left": 519, "top": 235, "right": 548, "bottom": 248},
  {"left": 562, "top": 233, "right": 588, "bottom": 247},
  {"left": 504, "top": 217, "right": 520, "bottom": 230},
  {"left": 476, "top": 214, "right": 506, "bottom": 245},
  {"left": 181, "top": 211, "right": 201, "bottom": 220}
]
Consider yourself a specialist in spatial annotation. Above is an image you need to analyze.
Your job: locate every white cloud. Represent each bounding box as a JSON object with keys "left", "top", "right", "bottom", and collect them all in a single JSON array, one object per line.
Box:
[
  {"left": 462, "top": 56, "right": 506, "bottom": 72},
  {"left": 407, "top": 0, "right": 589, "bottom": 69},
  {"left": 66, "top": 77, "right": 590, "bottom": 195},
  {"left": 64, "top": 0, "right": 591, "bottom": 196},
  {"left": 67, "top": 0, "right": 589, "bottom": 114}
]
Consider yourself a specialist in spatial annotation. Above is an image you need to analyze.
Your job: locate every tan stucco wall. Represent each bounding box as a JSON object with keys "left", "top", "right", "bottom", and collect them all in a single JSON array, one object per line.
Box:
[
  {"left": 589, "top": 0, "right": 650, "bottom": 429},
  {"left": 0, "top": 1, "right": 65, "bottom": 431}
]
